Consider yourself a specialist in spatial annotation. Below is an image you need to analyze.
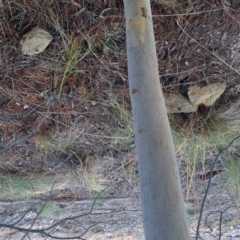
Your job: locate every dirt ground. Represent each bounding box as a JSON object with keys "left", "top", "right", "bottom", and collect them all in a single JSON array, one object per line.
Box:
[
  {"left": 0, "top": 175, "right": 240, "bottom": 240},
  {"left": 1, "top": 0, "right": 240, "bottom": 239}
]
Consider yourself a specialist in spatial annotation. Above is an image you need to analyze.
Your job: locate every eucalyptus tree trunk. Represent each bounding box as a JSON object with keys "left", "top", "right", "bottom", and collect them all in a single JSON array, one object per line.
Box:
[{"left": 123, "top": 0, "right": 191, "bottom": 239}]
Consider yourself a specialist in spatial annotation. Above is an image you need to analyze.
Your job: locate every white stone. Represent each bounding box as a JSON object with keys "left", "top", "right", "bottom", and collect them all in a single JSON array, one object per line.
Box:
[
  {"left": 188, "top": 82, "right": 226, "bottom": 107},
  {"left": 20, "top": 27, "right": 53, "bottom": 55},
  {"left": 164, "top": 92, "right": 198, "bottom": 113}
]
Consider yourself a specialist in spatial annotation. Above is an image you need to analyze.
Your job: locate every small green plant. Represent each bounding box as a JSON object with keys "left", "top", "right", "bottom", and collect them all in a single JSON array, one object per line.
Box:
[
  {"left": 122, "top": 159, "right": 138, "bottom": 184},
  {"left": 123, "top": 162, "right": 133, "bottom": 172},
  {"left": 154, "top": 0, "right": 177, "bottom": 8},
  {"left": 101, "top": 98, "right": 134, "bottom": 152},
  {"left": 84, "top": 174, "right": 105, "bottom": 193},
  {"left": 57, "top": 39, "right": 81, "bottom": 97},
  {"left": 111, "top": 128, "right": 134, "bottom": 152},
  {"left": 224, "top": 155, "right": 240, "bottom": 199},
  {"left": 0, "top": 174, "right": 77, "bottom": 201},
  {"left": 187, "top": 211, "right": 198, "bottom": 222},
  {"left": 101, "top": 37, "right": 120, "bottom": 57},
  {"left": 73, "top": 158, "right": 107, "bottom": 196},
  {"left": 171, "top": 111, "right": 240, "bottom": 199},
  {"left": 57, "top": 38, "right": 92, "bottom": 97},
  {"left": 35, "top": 128, "right": 85, "bottom": 155},
  {"left": 37, "top": 203, "right": 64, "bottom": 219},
  {"left": 0, "top": 176, "right": 52, "bottom": 200}
]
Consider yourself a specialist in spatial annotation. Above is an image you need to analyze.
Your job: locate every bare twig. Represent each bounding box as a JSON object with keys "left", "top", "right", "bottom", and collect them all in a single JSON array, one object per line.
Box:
[
  {"left": 163, "top": 77, "right": 209, "bottom": 89},
  {"left": 20, "top": 182, "right": 56, "bottom": 240},
  {"left": 153, "top": 8, "right": 223, "bottom": 17},
  {"left": 176, "top": 20, "right": 240, "bottom": 76},
  {"left": 195, "top": 135, "right": 240, "bottom": 240},
  {"left": 0, "top": 186, "right": 141, "bottom": 239},
  {"left": 205, "top": 206, "right": 233, "bottom": 240},
  {"left": 159, "top": 64, "right": 206, "bottom": 78}
]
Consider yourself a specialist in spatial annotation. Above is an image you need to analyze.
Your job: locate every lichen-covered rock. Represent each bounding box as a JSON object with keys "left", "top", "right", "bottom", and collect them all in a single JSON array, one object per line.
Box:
[
  {"left": 164, "top": 92, "right": 198, "bottom": 113},
  {"left": 153, "top": 0, "right": 177, "bottom": 8},
  {"left": 215, "top": 100, "right": 240, "bottom": 131},
  {"left": 20, "top": 27, "right": 53, "bottom": 55},
  {"left": 188, "top": 82, "right": 226, "bottom": 107}
]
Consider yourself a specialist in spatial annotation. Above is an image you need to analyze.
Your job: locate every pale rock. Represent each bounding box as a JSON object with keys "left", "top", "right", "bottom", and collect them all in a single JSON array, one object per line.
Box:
[
  {"left": 20, "top": 27, "right": 53, "bottom": 55},
  {"left": 153, "top": 0, "right": 177, "bottom": 7},
  {"left": 188, "top": 82, "right": 226, "bottom": 107},
  {"left": 215, "top": 100, "right": 240, "bottom": 131},
  {"left": 164, "top": 92, "right": 198, "bottom": 113}
]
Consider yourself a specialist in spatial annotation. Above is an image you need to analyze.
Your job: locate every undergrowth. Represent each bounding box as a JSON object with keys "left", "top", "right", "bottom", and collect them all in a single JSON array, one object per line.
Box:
[{"left": 171, "top": 111, "right": 240, "bottom": 201}]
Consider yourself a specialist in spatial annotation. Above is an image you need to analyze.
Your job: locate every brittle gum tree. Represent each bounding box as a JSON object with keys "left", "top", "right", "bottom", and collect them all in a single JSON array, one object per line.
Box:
[{"left": 123, "top": 0, "right": 191, "bottom": 239}]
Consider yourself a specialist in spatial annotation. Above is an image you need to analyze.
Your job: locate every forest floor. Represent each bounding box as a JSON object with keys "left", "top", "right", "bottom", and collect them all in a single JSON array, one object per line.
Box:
[{"left": 1, "top": 0, "right": 240, "bottom": 239}]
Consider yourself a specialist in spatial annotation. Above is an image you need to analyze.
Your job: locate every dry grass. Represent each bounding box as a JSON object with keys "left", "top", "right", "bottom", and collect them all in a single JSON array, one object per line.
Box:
[
  {"left": 0, "top": 174, "right": 74, "bottom": 200},
  {"left": 171, "top": 110, "right": 240, "bottom": 202}
]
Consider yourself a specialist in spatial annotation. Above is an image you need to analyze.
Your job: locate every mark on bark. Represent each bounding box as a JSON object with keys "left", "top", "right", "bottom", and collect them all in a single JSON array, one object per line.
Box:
[
  {"left": 127, "top": 16, "right": 145, "bottom": 46},
  {"left": 139, "top": 129, "right": 144, "bottom": 133},
  {"left": 141, "top": 7, "right": 147, "bottom": 18},
  {"left": 131, "top": 88, "right": 138, "bottom": 94}
]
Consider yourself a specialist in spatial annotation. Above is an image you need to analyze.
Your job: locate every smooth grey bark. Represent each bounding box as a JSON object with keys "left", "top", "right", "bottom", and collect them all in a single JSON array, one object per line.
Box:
[{"left": 123, "top": 0, "right": 191, "bottom": 239}]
